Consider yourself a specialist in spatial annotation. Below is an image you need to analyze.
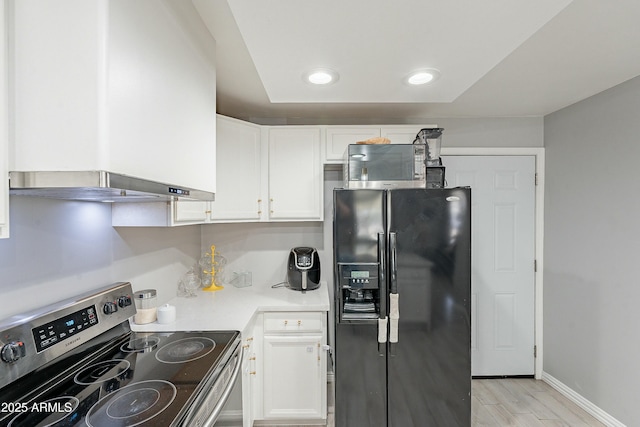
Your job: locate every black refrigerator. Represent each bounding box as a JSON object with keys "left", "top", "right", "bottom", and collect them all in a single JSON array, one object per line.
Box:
[{"left": 333, "top": 187, "right": 471, "bottom": 427}]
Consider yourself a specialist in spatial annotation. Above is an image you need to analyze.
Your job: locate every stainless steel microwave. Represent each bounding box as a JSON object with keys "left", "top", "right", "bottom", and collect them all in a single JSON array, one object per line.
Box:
[{"left": 343, "top": 144, "right": 426, "bottom": 189}]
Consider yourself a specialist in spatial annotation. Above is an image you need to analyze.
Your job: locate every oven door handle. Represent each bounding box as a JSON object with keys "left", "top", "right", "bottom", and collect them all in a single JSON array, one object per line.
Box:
[{"left": 203, "top": 345, "right": 243, "bottom": 427}]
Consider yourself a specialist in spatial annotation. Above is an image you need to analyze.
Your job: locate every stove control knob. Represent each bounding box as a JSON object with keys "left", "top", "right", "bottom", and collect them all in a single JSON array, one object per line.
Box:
[
  {"left": 118, "top": 296, "right": 132, "bottom": 308},
  {"left": 1, "top": 341, "right": 25, "bottom": 363},
  {"left": 103, "top": 302, "right": 118, "bottom": 315}
]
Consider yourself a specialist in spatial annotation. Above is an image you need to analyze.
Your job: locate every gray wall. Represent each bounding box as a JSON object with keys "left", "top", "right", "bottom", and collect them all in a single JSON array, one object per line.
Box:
[
  {"left": 0, "top": 197, "right": 201, "bottom": 319},
  {"left": 544, "top": 75, "right": 640, "bottom": 426},
  {"left": 255, "top": 116, "right": 544, "bottom": 148}
]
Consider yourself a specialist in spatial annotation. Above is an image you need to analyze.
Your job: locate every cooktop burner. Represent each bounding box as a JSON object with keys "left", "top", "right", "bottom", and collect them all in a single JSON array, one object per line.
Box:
[
  {"left": 85, "top": 380, "right": 177, "bottom": 427},
  {"left": 120, "top": 336, "right": 160, "bottom": 353},
  {"left": 155, "top": 337, "right": 215, "bottom": 364},
  {"left": 74, "top": 359, "right": 131, "bottom": 385}
]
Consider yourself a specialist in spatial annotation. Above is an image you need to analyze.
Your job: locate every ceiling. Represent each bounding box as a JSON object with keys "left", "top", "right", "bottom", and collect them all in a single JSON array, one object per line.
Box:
[{"left": 193, "top": 0, "right": 640, "bottom": 124}]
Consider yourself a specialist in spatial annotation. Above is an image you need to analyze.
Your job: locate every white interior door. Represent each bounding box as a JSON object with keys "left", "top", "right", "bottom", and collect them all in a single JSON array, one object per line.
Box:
[{"left": 442, "top": 155, "right": 536, "bottom": 376}]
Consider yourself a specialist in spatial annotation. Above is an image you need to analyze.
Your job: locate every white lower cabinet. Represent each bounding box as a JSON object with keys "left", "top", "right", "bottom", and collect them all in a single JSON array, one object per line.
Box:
[
  {"left": 263, "top": 334, "right": 326, "bottom": 420},
  {"left": 241, "top": 323, "right": 257, "bottom": 427},
  {"left": 253, "top": 311, "right": 327, "bottom": 423}
]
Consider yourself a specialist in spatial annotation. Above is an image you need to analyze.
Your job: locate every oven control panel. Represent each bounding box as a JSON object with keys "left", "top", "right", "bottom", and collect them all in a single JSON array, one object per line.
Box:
[
  {"left": 0, "top": 282, "right": 136, "bottom": 390},
  {"left": 31, "top": 304, "right": 99, "bottom": 353}
]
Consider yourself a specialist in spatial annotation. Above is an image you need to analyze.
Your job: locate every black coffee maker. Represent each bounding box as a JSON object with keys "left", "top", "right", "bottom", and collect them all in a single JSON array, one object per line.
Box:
[{"left": 287, "top": 247, "right": 321, "bottom": 291}]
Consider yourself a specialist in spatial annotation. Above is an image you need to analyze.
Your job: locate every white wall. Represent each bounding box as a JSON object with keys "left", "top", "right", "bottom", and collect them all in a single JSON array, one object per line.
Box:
[
  {"left": 0, "top": 197, "right": 201, "bottom": 320},
  {"left": 544, "top": 75, "right": 640, "bottom": 426}
]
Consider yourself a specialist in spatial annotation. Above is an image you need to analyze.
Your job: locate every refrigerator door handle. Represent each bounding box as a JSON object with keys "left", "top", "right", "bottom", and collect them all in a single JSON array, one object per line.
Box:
[
  {"left": 389, "top": 294, "right": 399, "bottom": 343},
  {"left": 378, "top": 232, "right": 387, "bottom": 318},
  {"left": 378, "top": 232, "right": 388, "bottom": 356},
  {"left": 389, "top": 232, "right": 398, "bottom": 294},
  {"left": 378, "top": 317, "right": 388, "bottom": 343},
  {"left": 389, "top": 232, "right": 399, "bottom": 344}
]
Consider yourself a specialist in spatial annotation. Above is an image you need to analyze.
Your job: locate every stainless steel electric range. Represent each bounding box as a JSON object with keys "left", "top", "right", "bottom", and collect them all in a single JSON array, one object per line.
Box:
[{"left": 0, "top": 282, "right": 242, "bottom": 427}]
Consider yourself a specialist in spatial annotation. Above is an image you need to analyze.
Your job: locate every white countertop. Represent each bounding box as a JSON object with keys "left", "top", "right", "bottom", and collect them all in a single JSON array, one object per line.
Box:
[{"left": 129, "top": 281, "right": 330, "bottom": 333}]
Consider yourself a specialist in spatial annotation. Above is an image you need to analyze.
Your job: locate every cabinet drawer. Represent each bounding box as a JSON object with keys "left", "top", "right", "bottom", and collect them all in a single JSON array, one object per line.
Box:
[{"left": 264, "top": 312, "right": 323, "bottom": 333}]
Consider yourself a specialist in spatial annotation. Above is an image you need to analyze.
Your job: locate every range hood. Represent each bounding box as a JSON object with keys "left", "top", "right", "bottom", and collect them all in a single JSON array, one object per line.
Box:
[{"left": 9, "top": 171, "right": 215, "bottom": 202}]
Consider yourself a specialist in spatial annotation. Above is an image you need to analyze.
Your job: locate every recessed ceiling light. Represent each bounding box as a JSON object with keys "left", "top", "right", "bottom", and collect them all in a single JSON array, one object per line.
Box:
[
  {"left": 304, "top": 69, "right": 339, "bottom": 85},
  {"left": 406, "top": 69, "right": 441, "bottom": 85}
]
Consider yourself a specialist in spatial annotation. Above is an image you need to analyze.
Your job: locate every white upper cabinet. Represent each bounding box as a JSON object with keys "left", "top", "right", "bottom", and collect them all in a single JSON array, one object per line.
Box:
[
  {"left": 113, "top": 118, "right": 324, "bottom": 226},
  {"left": 381, "top": 126, "right": 435, "bottom": 144},
  {"left": 211, "top": 119, "right": 322, "bottom": 222},
  {"left": 9, "top": 0, "right": 217, "bottom": 193},
  {"left": 0, "top": 1, "right": 8, "bottom": 239},
  {"left": 211, "top": 115, "right": 262, "bottom": 221},
  {"left": 268, "top": 127, "right": 322, "bottom": 221},
  {"left": 323, "top": 125, "right": 438, "bottom": 164},
  {"left": 325, "top": 127, "right": 381, "bottom": 162}
]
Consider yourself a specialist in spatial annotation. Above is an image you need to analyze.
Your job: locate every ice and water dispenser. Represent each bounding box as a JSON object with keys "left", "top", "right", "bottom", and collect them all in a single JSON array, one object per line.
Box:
[{"left": 337, "top": 263, "right": 381, "bottom": 321}]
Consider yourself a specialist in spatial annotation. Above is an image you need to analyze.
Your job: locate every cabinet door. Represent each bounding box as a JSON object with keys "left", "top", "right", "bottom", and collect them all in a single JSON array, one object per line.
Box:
[
  {"left": 325, "top": 127, "right": 380, "bottom": 162},
  {"left": 268, "top": 127, "right": 322, "bottom": 220},
  {"left": 173, "top": 200, "right": 209, "bottom": 223},
  {"left": 11, "top": 1, "right": 217, "bottom": 194},
  {"left": 212, "top": 116, "right": 262, "bottom": 221},
  {"left": 0, "top": 2, "right": 8, "bottom": 239},
  {"left": 241, "top": 332, "right": 256, "bottom": 427},
  {"left": 262, "top": 334, "right": 326, "bottom": 419},
  {"left": 0, "top": 154, "right": 6, "bottom": 238}
]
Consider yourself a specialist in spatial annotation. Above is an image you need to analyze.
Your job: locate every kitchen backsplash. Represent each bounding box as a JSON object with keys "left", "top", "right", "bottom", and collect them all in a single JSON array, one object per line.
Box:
[
  {"left": 0, "top": 171, "right": 342, "bottom": 320},
  {"left": 200, "top": 170, "right": 341, "bottom": 291},
  {"left": 0, "top": 197, "right": 201, "bottom": 319},
  {"left": 201, "top": 221, "right": 325, "bottom": 287}
]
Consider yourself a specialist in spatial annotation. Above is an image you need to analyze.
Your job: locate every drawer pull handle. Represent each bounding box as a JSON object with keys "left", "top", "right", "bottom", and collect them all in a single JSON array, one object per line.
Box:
[
  {"left": 284, "top": 320, "right": 288, "bottom": 326},
  {"left": 246, "top": 337, "right": 254, "bottom": 342},
  {"left": 297, "top": 320, "right": 302, "bottom": 326},
  {"left": 250, "top": 371, "right": 256, "bottom": 375},
  {"left": 243, "top": 344, "right": 250, "bottom": 349}
]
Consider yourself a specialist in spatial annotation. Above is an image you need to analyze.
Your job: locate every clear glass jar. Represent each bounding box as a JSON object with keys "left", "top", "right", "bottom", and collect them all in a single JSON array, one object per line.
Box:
[{"left": 134, "top": 289, "right": 157, "bottom": 324}]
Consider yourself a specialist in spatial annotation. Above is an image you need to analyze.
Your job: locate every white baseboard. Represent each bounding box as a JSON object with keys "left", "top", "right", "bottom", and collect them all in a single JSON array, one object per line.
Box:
[{"left": 541, "top": 371, "right": 625, "bottom": 427}]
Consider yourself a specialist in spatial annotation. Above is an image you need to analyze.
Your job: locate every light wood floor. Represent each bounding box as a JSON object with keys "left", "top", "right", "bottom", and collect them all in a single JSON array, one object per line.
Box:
[
  {"left": 320, "top": 378, "right": 604, "bottom": 427},
  {"left": 473, "top": 378, "right": 605, "bottom": 427},
  {"left": 269, "top": 378, "right": 605, "bottom": 427}
]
